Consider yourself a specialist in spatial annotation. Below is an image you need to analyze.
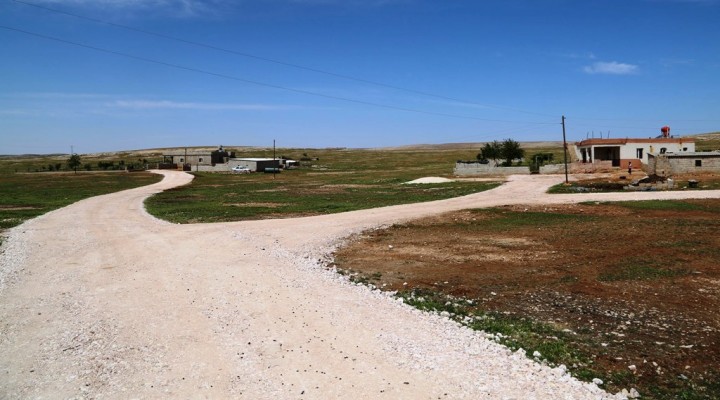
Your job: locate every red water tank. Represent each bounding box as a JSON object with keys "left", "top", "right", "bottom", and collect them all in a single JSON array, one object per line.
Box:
[{"left": 661, "top": 126, "right": 671, "bottom": 137}]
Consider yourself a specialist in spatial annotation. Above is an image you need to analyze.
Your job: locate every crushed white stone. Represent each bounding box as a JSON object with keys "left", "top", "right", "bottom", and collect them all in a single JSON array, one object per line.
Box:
[{"left": 404, "top": 177, "right": 455, "bottom": 184}]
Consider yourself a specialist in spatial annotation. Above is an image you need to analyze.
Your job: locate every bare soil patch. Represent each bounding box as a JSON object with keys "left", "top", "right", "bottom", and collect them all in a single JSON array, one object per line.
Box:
[
  {"left": 0, "top": 206, "right": 40, "bottom": 211},
  {"left": 223, "top": 202, "right": 286, "bottom": 208},
  {"left": 332, "top": 200, "right": 720, "bottom": 399}
]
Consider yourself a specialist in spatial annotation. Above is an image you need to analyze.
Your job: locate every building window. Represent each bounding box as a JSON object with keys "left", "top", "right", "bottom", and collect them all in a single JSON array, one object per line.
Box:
[
  {"left": 636, "top": 148, "right": 643, "bottom": 158},
  {"left": 180, "top": 158, "right": 184, "bottom": 163},
  {"left": 199, "top": 158, "right": 203, "bottom": 163},
  {"left": 683, "top": 147, "right": 688, "bottom": 151},
  {"left": 696, "top": 160, "right": 702, "bottom": 167},
  {"left": 660, "top": 147, "right": 667, "bottom": 154}
]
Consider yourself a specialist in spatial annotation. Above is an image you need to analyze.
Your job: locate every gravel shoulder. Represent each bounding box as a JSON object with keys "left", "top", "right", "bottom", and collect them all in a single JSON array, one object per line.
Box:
[{"left": 1, "top": 171, "right": 719, "bottom": 399}]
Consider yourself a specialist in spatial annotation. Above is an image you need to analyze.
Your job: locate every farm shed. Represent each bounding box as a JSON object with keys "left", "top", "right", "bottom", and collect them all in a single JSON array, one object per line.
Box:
[
  {"left": 229, "top": 158, "right": 281, "bottom": 172},
  {"left": 163, "top": 152, "right": 211, "bottom": 166},
  {"left": 574, "top": 137, "right": 695, "bottom": 169},
  {"left": 647, "top": 151, "right": 720, "bottom": 176},
  {"left": 163, "top": 146, "right": 235, "bottom": 167}
]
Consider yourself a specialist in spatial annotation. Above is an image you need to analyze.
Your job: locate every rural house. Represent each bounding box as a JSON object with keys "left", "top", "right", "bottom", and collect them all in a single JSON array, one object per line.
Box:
[{"left": 574, "top": 136, "right": 695, "bottom": 170}]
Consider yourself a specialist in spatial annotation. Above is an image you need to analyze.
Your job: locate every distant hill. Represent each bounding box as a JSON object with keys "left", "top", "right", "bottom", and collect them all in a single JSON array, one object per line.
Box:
[
  {"left": 377, "top": 141, "right": 564, "bottom": 151},
  {"left": 689, "top": 132, "right": 720, "bottom": 141},
  {"left": 3, "top": 132, "right": 717, "bottom": 158}
]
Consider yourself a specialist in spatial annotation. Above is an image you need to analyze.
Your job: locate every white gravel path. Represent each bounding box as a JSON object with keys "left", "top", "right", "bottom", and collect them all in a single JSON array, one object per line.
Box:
[{"left": 1, "top": 171, "right": 719, "bottom": 399}]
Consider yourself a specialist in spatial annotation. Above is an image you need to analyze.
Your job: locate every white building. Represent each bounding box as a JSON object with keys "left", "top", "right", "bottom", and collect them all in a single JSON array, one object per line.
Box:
[{"left": 574, "top": 137, "right": 695, "bottom": 170}]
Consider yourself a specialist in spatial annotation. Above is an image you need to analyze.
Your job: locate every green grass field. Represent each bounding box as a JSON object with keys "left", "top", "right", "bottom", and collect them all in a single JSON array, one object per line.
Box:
[
  {"left": 146, "top": 171, "right": 499, "bottom": 223},
  {"left": 144, "top": 145, "right": 508, "bottom": 223}
]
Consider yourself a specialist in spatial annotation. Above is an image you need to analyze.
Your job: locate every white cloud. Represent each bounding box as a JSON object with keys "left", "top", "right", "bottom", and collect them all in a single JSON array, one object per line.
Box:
[
  {"left": 110, "top": 100, "right": 297, "bottom": 111},
  {"left": 288, "top": 0, "right": 411, "bottom": 6},
  {"left": 7, "top": 92, "right": 111, "bottom": 99},
  {"left": 583, "top": 61, "right": 639, "bottom": 75},
  {"left": 35, "top": 0, "right": 221, "bottom": 17}
]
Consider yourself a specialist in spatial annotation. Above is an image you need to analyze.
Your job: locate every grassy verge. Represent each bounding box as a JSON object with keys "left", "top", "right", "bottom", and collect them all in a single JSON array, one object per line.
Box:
[
  {"left": 398, "top": 289, "right": 595, "bottom": 376},
  {"left": 549, "top": 175, "right": 720, "bottom": 194},
  {"left": 146, "top": 171, "right": 500, "bottom": 223},
  {"left": 0, "top": 172, "right": 163, "bottom": 242},
  {"left": 607, "top": 200, "right": 716, "bottom": 212}
]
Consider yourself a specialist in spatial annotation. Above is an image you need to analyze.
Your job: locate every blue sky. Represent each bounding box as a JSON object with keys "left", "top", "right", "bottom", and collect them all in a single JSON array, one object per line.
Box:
[{"left": 1, "top": 0, "right": 719, "bottom": 154}]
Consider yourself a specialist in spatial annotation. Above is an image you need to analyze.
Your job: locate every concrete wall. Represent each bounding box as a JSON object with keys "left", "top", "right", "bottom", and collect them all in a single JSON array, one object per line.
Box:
[
  {"left": 454, "top": 162, "right": 529, "bottom": 176},
  {"left": 195, "top": 164, "right": 231, "bottom": 172},
  {"left": 540, "top": 161, "right": 614, "bottom": 174},
  {"left": 648, "top": 153, "right": 720, "bottom": 175},
  {"left": 170, "top": 154, "right": 212, "bottom": 166}
]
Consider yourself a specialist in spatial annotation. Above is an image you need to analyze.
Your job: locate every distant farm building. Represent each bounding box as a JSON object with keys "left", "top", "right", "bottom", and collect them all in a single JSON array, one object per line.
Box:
[
  {"left": 162, "top": 146, "right": 235, "bottom": 167},
  {"left": 228, "top": 158, "right": 281, "bottom": 172},
  {"left": 279, "top": 158, "right": 300, "bottom": 168}
]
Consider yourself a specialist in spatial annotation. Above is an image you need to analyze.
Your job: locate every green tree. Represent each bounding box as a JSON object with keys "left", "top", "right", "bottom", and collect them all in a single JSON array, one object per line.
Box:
[
  {"left": 500, "top": 138, "right": 524, "bottom": 166},
  {"left": 479, "top": 141, "right": 501, "bottom": 166},
  {"left": 67, "top": 154, "right": 82, "bottom": 173}
]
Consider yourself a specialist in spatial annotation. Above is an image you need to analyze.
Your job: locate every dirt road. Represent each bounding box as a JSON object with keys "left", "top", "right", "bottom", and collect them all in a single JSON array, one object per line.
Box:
[{"left": 2, "top": 171, "right": 719, "bottom": 399}]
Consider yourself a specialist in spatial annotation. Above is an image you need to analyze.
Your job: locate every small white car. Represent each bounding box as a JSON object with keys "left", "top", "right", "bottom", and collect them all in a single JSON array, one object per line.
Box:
[{"left": 232, "top": 166, "right": 251, "bottom": 173}]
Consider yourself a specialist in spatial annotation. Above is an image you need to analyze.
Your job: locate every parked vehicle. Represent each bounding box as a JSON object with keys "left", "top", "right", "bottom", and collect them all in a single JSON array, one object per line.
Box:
[{"left": 232, "top": 166, "right": 251, "bottom": 173}]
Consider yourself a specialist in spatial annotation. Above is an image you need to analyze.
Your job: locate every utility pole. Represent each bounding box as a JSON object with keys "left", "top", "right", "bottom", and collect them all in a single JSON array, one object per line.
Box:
[
  {"left": 562, "top": 115, "right": 569, "bottom": 184},
  {"left": 273, "top": 139, "right": 276, "bottom": 180}
]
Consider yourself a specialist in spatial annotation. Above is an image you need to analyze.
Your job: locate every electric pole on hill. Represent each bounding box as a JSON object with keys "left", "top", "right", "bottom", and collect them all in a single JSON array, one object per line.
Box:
[{"left": 562, "top": 115, "right": 569, "bottom": 184}]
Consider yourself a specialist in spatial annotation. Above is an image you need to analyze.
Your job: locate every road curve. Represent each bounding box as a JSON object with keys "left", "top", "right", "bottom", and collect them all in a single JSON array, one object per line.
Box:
[{"left": 1, "top": 171, "right": 718, "bottom": 399}]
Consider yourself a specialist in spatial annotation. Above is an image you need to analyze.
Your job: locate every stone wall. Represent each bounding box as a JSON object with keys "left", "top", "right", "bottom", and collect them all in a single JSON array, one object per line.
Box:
[
  {"left": 195, "top": 164, "right": 232, "bottom": 172},
  {"left": 539, "top": 161, "right": 614, "bottom": 174},
  {"left": 454, "top": 162, "right": 529, "bottom": 176},
  {"left": 648, "top": 153, "right": 720, "bottom": 175},
  {"left": 647, "top": 155, "right": 671, "bottom": 176}
]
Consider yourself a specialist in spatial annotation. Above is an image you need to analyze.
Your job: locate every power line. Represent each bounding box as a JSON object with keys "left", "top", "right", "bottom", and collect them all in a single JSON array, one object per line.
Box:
[
  {"left": 571, "top": 116, "right": 720, "bottom": 123},
  {"left": 570, "top": 122, "right": 699, "bottom": 131},
  {"left": 573, "top": 117, "right": 720, "bottom": 123},
  {"left": 0, "top": 25, "right": 558, "bottom": 126},
  {"left": 12, "top": 0, "right": 556, "bottom": 118}
]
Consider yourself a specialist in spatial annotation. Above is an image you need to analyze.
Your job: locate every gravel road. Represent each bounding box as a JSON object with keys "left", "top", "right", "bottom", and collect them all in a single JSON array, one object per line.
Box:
[{"left": 2, "top": 171, "right": 719, "bottom": 399}]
